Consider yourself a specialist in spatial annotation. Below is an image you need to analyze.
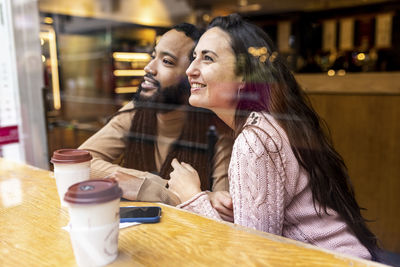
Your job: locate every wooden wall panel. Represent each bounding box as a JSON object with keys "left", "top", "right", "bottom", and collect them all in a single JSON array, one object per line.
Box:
[{"left": 307, "top": 94, "right": 400, "bottom": 252}]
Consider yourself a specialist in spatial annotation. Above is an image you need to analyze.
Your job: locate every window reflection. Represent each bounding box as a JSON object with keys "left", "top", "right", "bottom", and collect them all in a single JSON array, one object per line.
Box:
[{"left": 0, "top": 178, "right": 22, "bottom": 207}]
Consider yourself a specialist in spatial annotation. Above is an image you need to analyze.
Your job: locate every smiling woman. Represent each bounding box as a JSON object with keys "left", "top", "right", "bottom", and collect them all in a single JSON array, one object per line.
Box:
[
  {"left": 167, "top": 13, "right": 380, "bottom": 261},
  {"left": 187, "top": 27, "right": 243, "bottom": 123}
]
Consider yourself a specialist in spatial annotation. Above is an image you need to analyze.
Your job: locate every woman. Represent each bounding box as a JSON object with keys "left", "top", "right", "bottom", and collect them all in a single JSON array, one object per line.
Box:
[{"left": 167, "top": 14, "right": 378, "bottom": 260}]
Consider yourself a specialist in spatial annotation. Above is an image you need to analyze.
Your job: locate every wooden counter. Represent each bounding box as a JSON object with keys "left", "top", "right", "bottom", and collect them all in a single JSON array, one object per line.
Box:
[{"left": 0, "top": 158, "right": 385, "bottom": 266}]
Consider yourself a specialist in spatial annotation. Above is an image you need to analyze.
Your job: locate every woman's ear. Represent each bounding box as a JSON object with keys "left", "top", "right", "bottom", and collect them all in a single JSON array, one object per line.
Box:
[
  {"left": 237, "top": 82, "right": 245, "bottom": 98},
  {"left": 238, "top": 81, "right": 245, "bottom": 91}
]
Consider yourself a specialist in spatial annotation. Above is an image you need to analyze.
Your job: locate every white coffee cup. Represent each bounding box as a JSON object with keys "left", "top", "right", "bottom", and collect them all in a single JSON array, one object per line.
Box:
[
  {"left": 68, "top": 197, "right": 120, "bottom": 228},
  {"left": 51, "top": 149, "right": 92, "bottom": 207},
  {"left": 64, "top": 179, "right": 122, "bottom": 267},
  {"left": 69, "top": 221, "right": 119, "bottom": 267}
]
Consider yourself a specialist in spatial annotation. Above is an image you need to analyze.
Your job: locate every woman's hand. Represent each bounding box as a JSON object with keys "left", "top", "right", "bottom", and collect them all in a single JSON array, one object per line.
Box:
[
  {"left": 168, "top": 158, "right": 202, "bottom": 203},
  {"left": 207, "top": 191, "right": 234, "bottom": 222}
]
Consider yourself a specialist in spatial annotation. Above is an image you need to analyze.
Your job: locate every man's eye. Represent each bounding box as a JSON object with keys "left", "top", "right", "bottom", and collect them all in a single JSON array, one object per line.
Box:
[
  {"left": 163, "top": 59, "right": 174, "bottom": 65},
  {"left": 150, "top": 54, "right": 155, "bottom": 59}
]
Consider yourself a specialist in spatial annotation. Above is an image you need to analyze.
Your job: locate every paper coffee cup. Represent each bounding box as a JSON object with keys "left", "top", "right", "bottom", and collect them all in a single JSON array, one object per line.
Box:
[
  {"left": 51, "top": 149, "right": 92, "bottom": 207},
  {"left": 64, "top": 179, "right": 122, "bottom": 267},
  {"left": 64, "top": 179, "right": 122, "bottom": 227},
  {"left": 69, "top": 221, "right": 119, "bottom": 267}
]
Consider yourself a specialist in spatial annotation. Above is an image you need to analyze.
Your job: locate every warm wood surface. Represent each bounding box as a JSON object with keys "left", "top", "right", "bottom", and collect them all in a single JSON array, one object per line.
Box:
[
  {"left": 0, "top": 158, "right": 385, "bottom": 266},
  {"left": 297, "top": 72, "right": 400, "bottom": 95},
  {"left": 307, "top": 94, "right": 400, "bottom": 253}
]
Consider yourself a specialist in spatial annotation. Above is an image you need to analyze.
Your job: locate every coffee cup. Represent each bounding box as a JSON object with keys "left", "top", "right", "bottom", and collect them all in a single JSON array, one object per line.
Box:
[
  {"left": 51, "top": 149, "right": 92, "bottom": 207},
  {"left": 64, "top": 179, "right": 122, "bottom": 267}
]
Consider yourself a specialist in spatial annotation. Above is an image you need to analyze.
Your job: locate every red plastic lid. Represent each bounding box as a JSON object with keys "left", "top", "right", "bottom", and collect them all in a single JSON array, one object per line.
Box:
[
  {"left": 51, "top": 149, "right": 92, "bottom": 164},
  {"left": 64, "top": 179, "right": 122, "bottom": 204}
]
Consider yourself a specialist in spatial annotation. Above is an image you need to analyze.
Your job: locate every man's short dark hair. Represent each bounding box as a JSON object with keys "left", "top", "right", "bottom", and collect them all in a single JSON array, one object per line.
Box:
[{"left": 172, "top": 23, "right": 204, "bottom": 42}]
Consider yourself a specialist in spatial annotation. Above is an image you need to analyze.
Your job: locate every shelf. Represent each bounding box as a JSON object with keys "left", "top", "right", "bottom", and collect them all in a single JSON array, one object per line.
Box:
[
  {"left": 113, "top": 69, "right": 146, "bottom": 76},
  {"left": 115, "top": 86, "right": 139, "bottom": 94},
  {"left": 113, "top": 52, "right": 150, "bottom": 94},
  {"left": 112, "top": 52, "right": 151, "bottom": 62}
]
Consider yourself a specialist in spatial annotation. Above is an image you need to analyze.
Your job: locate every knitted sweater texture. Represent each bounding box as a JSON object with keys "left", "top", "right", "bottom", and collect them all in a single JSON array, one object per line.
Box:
[{"left": 178, "top": 112, "right": 371, "bottom": 260}]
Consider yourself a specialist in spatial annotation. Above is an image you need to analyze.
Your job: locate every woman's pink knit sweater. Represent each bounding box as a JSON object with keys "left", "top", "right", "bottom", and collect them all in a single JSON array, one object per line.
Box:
[{"left": 178, "top": 112, "right": 371, "bottom": 260}]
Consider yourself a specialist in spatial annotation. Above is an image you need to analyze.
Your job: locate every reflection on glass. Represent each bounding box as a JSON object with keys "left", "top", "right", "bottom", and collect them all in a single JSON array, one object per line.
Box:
[
  {"left": 40, "top": 26, "right": 61, "bottom": 110},
  {"left": 0, "top": 178, "right": 22, "bottom": 207}
]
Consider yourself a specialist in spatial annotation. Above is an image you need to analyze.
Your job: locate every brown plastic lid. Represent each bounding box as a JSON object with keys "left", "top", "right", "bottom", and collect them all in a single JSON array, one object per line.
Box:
[
  {"left": 51, "top": 149, "right": 92, "bottom": 164},
  {"left": 64, "top": 179, "right": 122, "bottom": 204}
]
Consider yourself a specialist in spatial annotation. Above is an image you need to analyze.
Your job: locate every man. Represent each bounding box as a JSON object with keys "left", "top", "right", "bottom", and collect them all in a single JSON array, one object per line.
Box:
[{"left": 79, "top": 23, "right": 233, "bottom": 221}]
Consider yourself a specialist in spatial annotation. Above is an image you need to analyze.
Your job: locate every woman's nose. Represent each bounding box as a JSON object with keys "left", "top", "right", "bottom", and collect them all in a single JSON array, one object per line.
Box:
[{"left": 186, "top": 61, "right": 199, "bottom": 77}]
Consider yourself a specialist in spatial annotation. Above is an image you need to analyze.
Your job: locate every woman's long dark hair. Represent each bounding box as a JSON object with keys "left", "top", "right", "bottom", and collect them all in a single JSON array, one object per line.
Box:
[{"left": 209, "top": 14, "right": 379, "bottom": 259}]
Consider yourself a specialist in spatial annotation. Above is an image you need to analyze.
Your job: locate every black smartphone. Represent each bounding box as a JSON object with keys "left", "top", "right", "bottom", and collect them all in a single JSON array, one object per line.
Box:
[{"left": 120, "top": 206, "right": 161, "bottom": 223}]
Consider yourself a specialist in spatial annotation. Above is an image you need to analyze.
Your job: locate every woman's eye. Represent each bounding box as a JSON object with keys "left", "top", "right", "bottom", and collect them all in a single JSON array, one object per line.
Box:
[{"left": 204, "top": 55, "right": 213, "bottom": 62}]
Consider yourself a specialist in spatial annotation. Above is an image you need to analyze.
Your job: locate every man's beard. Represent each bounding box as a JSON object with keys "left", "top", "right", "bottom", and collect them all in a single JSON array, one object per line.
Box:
[{"left": 134, "top": 75, "right": 190, "bottom": 113}]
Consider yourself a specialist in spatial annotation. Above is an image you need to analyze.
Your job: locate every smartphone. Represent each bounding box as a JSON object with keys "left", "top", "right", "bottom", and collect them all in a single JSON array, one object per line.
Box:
[{"left": 120, "top": 206, "right": 161, "bottom": 223}]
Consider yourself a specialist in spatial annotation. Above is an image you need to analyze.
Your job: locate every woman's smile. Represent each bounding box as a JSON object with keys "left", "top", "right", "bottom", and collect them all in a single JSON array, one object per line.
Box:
[{"left": 190, "top": 82, "right": 206, "bottom": 93}]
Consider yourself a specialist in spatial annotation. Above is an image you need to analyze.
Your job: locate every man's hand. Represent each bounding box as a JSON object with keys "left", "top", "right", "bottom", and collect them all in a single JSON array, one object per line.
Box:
[
  {"left": 207, "top": 191, "right": 233, "bottom": 222},
  {"left": 106, "top": 171, "right": 141, "bottom": 200}
]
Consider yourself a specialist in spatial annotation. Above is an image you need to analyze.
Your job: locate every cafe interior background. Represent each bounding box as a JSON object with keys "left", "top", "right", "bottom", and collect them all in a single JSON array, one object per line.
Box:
[{"left": 1, "top": 0, "right": 399, "bottom": 257}]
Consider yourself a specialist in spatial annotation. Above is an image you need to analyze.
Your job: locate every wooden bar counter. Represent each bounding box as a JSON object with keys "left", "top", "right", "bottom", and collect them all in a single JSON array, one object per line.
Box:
[{"left": 0, "top": 158, "right": 386, "bottom": 266}]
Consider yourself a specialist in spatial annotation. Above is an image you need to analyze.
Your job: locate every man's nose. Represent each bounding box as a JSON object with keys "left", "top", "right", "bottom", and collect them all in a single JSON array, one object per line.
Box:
[{"left": 144, "top": 59, "right": 156, "bottom": 75}]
